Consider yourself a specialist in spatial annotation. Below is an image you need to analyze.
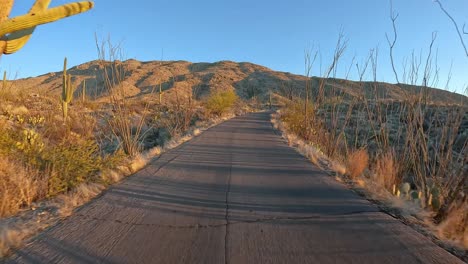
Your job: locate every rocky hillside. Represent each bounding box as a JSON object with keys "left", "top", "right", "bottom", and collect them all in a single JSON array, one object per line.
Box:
[{"left": 8, "top": 59, "right": 467, "bottom": 105}]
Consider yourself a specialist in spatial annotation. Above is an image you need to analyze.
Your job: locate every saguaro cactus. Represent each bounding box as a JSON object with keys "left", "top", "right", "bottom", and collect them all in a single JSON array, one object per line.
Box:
[
  {"left": 0, "top": 0, "right": 94, "bottom": 56},
  {"left": 61, "top": 57, "right": 74, "bottom": 120}
]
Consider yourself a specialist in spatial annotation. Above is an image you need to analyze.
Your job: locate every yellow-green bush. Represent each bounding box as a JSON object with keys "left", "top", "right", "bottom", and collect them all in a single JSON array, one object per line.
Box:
[
  {"left": 0, "top": 127, "right": 110, "bottom": 198},
  {"left": 205, "top": 90, "right": 238, "bottom": 116},
  {"left": 44, "top": 140, "right": 103, "bottom": 196},
  {"left": 281, "top": 100, "right": 317, "bottom": 141}
]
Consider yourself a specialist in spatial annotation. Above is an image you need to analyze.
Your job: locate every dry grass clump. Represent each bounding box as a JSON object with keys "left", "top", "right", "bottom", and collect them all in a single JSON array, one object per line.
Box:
[
  {"left": 435, "top": 200, "right": 468, "bottom": 248},
  {"left": 346, "top": 149, "right": 369, "bottom": 179},
  {"left": 0, "top": 224, "right": 34, "bottom": 258},
  {"left": 0, "top": 157, "right": 43, "bottom": 217},
  {"left": 57, "top": 183, "right": 106, "bottom": 217},
  {"left": 373, "top": 150, "right": 400, "bottom": 191}
]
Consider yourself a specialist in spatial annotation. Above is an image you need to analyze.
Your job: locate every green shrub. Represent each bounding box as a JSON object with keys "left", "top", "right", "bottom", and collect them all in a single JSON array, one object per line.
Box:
[
  {"left": 44, "top": 139, "right": 103, "bottom": 196},
  {"left": 281, "top": 100, "right": 316, "bottom": 140},
  {"left": 205, "top": 90, "right": 238, "bottom": 116},
  {"left": 0, "top": 128, "right": 44, "bottom": 166}
]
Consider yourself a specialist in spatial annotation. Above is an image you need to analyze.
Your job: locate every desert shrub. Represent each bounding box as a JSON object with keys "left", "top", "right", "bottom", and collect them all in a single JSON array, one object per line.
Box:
[
  {"left": 373, "top": 149, "right": 400, "bottom": 191},
  {"left": 436, "top": 199, "right": 468, "bottom": 248},
  {"left": 43, "top": 139, "right": 103, "bottom": 197},
  {"left": 155, "top": 102, "right": 198, "bottom": 138},
  {"left": 346, "top": 149, "right": 369, "bottom": 179},
  {"left": 229, "top": 98, "right": 248, "bottom": 116},
  {"left": 68, "top": 112, "right": 98, "bottom": 140},
  {"left": 0, "top": 128, "right": 17, "bottom": 156},
  {"left": 107, "top": 113, "right": 144, "bottom": 157},
  {"left": 205, "top": 90, "right": 238, "bottom": 116},
  {"left": 0, "top": 156, "right": 43, "bottom": 217},
  {"left": 0, "top": 128, "right": 44, "bottom": 167},
  {"left": 0, "top": 126, "right": 108, "bottom": 198},
  {"left": 281, "top": 100, "right": 316, "bottom": 141}
]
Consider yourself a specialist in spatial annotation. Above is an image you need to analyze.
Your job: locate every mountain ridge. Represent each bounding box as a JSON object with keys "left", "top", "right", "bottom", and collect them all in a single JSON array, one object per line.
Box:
[{"left": 8, "top": 59, "right": 467, "bottom": 105}]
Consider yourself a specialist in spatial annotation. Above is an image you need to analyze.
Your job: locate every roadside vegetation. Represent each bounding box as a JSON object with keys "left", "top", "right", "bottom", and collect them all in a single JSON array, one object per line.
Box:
[
  {"left": 275, "top": 9, "right": 467, "bottom": 253},
  {"left": 1, "top": 0, "right": 466, "bottom": 259},
  {"left": 0, "top": 31, "right": 254, "bottom": 257},
  {"left": 278, "top": 86, "right": 466, "bottom": 249},
  {"left": 0, "top": 58, "right": 245, "bottom": 219},
  {"left": 0, "top": 55, "right": 252, "bottom": 256}
]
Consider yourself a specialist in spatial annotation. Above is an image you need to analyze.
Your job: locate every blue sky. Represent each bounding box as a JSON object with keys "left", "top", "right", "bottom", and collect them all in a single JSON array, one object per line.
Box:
[{"left": 1, "top": 0, "right": 467, "bottom": 94}]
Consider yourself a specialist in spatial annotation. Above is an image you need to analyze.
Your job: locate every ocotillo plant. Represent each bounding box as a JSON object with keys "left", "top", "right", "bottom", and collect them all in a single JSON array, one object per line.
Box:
[
  {"left": 159, "top": 82, "right": 163, "bottom": 104},
  {"left": 0, "top": 0, "right": 94, "bottom": 56},
  {"left": 269, "top": 91, "right": 272, "bottom": 109},
  {"left": 61, "top": 57, "right": 74, "bottom": 120},
  {"left": 81, "top": 79, "right": 86, "bottom": 103}
]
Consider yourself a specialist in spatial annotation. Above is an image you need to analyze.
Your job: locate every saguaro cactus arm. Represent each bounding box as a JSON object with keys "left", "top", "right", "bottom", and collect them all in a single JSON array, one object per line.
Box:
[
  {"left": 0, "top": 0, "right": 94, "bottom": 55},
  {"left": 0, "top": 0, "right": 14, "bottom": 23},
  {"left": 0, "top": 0, "right": 14, "bottom": 53},
  {"left": 3, "top": 0, "right": 51, "bottom": 54}
]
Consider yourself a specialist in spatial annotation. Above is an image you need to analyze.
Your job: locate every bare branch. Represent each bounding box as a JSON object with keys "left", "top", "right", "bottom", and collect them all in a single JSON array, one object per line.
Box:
[
  {"left": 431, "top": 47, "right": 440, "bottom": 88},
  {"left": 444, "top": 61, "right": 453, "bottom": 91},
  {"left": 345, "top": 54, "right": 356, "bottom": 80},
  {"left": 304, "top": 46, "right": 318, "bottom": 78},
  {"left": 303, "top": 46, "right": 318, "bottom": 126},
  {"left": 356, "top": 50, "right": 373, "bottom": 82},
  {"left": 414, "top": 32, "right": 438, "bottom": 104},
  {"left": 325, "top": 29, "right": 348, "bottom": 78},
  {"left": 401, "top": 56, "right": 408, "bottom": 83},
  {"left": 434, "top": 0, "right": 468, "bottom": 57},
  {"left": 386, "top": 0, "right": 400, "bottom": 83},
  {"left": 423, "top": 32, "right": 437, "bottom": 87},
  {"left": 371, "top": 47, "right": 379, "bottom": 82}
]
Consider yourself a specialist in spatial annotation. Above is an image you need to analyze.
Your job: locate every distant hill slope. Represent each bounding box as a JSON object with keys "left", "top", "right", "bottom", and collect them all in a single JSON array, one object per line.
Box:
[{"left": 9, "top": 59, "right": 467, "bottom": 105}]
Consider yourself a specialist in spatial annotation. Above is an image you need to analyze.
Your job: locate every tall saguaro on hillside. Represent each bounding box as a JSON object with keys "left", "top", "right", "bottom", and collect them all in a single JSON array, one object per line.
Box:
[{"left": 0, "top": 0, "right": 94, "bottom": 56}]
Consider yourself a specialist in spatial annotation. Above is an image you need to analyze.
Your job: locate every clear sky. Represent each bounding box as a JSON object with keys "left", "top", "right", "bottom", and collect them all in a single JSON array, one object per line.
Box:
[{"left": 1, "top": 0, "right": 467, "bottom": 94}]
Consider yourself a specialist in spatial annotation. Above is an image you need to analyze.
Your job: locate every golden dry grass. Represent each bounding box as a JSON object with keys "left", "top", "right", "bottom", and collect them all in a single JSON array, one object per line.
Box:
[
  {"left": 346, "top": 149, "right": 369, "bottom": 179},
  {"left": 373, "top": 150, "right": 399, "bottom": 191},
  {"left": 0, "top": 157, "right": 43, "bottom": 217},
  {"left": 436, "top": 200, "right": 468, "bottom": 249}
]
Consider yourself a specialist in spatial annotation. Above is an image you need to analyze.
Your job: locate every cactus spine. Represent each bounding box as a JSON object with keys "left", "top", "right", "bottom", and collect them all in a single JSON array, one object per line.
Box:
[
  {"left": 61, "top": 57, "right": 74, "bottom": 120},
  {"left": 0, "top": 0, "right": 94, "bottom": 56}
]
